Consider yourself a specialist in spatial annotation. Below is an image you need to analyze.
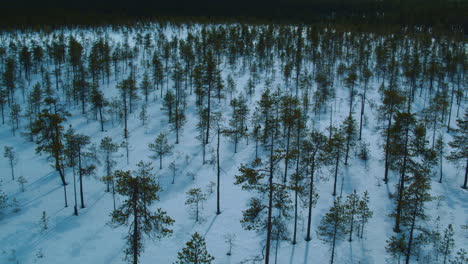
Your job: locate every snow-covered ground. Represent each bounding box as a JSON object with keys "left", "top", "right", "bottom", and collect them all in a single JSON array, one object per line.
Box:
[{"left": 0, "top": 24, "right": 466, "bottom": 264}]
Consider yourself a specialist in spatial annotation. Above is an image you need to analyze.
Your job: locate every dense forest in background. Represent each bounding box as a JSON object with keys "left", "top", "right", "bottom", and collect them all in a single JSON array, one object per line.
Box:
[{"left": 0, "top": 0, "right": 467, "bottom": 32}]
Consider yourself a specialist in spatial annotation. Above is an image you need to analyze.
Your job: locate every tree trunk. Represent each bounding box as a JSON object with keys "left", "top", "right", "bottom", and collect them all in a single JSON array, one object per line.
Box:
[
  {"left": 344, "top": 132, "right": 351, "bottom": 166},
  {"left": 205, "top": 82, "right": 212, "bottom": 145},
  {"left": 78, "top": 150, "right": 85, "bottom": 208},
  {"left": 106, "top": 155, "right": 111, "bottom": 192},
  {"left": 99, "top": 106, "right": 104, "bottom": 132},
  {"left": 56, "top": 158, "right": 67, "bottom": 186},
  {"left": 133, "top": 190, "right": 139, "bottom": 264},
  {"left": 395, "top": 122, "right": 410, "bottom": 233},
  {"left": 333, "top": 154, "right": 339, "bottom": 196},
  {"left": 123, "top": 94, "right": 128, "bottom": 139},
  {"left": 283, "top": 126, "right": 291, "bottom": 183},
  {"left": 305, "top": 159, "right": 315, "bottom": 241},
  {"left": 331, "top": 223, "right": 337, "bottom": 264},
  {"left": 292, "top": 122, "right": 301, "bottom": 244},
  {"left": 405, "top": 204, "right": 418, "bottom": 264},
  {"left": 10, "top": 160, "right": 14, "bottom": 180},
  {"left": 265, "top": 132, "right": 275, "bottom": 264},
  {"left": 1, "top": 104, "right": 4, "bottom": 124},
  {"left": 349, "top": 211, "right": 354, "bottom": 242},
  {"left": 175, "top": 103, "right": 179, "bottom": 144},
  {"left": 384, "top": 115, "right": 392, "bottom": 184},
  {"left": 63, "top": 181, "right": 68, "bottom": 208},
  {"left": 73, "top": 167, "right": 78, "bottom": 215},
  {"left": 217, "top": 128, "right": 221, "bottom": 215},
  {"left": 463, "top": 158, "right": 468, "bottom": 189},
  {"left": 439, "top": 152, "right": 443, "bottom": 183}
]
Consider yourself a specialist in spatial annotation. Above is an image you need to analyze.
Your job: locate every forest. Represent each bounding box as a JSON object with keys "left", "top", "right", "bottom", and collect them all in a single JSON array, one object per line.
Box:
[{"left": 0, "top": 18, "right": 466, "bottom": 264}]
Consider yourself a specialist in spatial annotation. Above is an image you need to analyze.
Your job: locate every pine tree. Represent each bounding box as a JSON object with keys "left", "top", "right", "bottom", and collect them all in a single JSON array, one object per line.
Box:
[
  {"left": 344, "top": 191, "right": 360, "bottom": 242},
  {"left": 235, "top": 155, "right": 290, "bottom": 264},
  {"left": 302, "top": 130, "right": 327, "bottom": 241},
  {"left": 344, "top": 72, "right": 357, "bottom": 117},
  {"left": 0, "top": 182, "right": 7, "bottom": 213},
  {"left": 139, "top": 72, "right": 152, "bottom": 104},
  {"left": 226, "top": 74, "right": 236, "bottom": 101},
  {"left": 2, "top": 57, "right": 16, "bottom": 104},
  {"left": 0, "top": 88, "right": 7, "bottom": 124},
  {"left": 386, "top": 233, "right": 407, "bottom": 263},
  {"left": 152, "top": 53, "right": 164, "bottom": 97},
  {"left": 40, "top": 211, "right": 48, "bottom": 233},
  {"left": 99, "top": 137, "right": 119, "bottom": 194},
  {"left": 196, "top": 107, "right": 209, "bottom": 164},
  {"left": 317, "top": 197, "right": 348, "bottom": 264},
  {"left": 389, "top": 112, "right": 435, "bottom": 232},
  {"left": 110, "top": 170, "right": 174, "bottom": 264},
  {"left": 423, "top": 91, "right": 449, "bottom": 149},
  {"left": 389, "top": 166, "right": 433, "bottom": 264},
  {"left": 447, "top": 110, "right": 467, "bottom": 189},
  {"left": 378, "top": 88, "right": 406, "bottom": 183},
  {"left": 185, "top": 188, "right": 206, "bottom": 222},
  {"left": 90, "top": 85, "right": 106, "bottom": 131},
  {"left": 149, "top": 132, "right": 173, "bottom": 169},
  {"left": 356, "top": 191, "right": 373, "bottom": 239},
  {"left": 117, "top": 76, "right": 137, "bottom": 139},
  {"left": 32, "top": 109, "right": 69, "bottom": 207},
  {"left": 226, "top": 95, "right": 249, "bottom": 153},
  {"left": 163, "top": 90, "right": 176, "bottom": 123},
  {"left": 439, "top": 224, "right": 456, "bottom": 264},
  {"left": 280, "top": 95, "right": 301, "bottom": 183},
  {"left": 19, "top": 45, "right": 32, "bottom": 82},
  {"left": 3, "top": 146, "right": 17, "bottom": 180},
  {"left": 8, "top": 103, "right": 21, "bottom": 136},
  {"left": 73, "top": 65, "right": 90, "bottom": 114},
  {"left": 65, "top": 127, "right": 95, "bottom": 214},
  {"left": 17, "top": 176, "right": 27, "bottom": 192},
  {"left": 341, "top": 115, "right": 357, "bottom": 166},
  {"left": 175, "top": 232, "right": 215, "bottom": 264},
  {"left": 326, "top": 130, "right": 345, "bottom": 196},
  {"left": 435, "top": 135, "right": 445, "bottom": 183},
  {"left": 139, "top": 104, "right": 148, "bottom": 128}
]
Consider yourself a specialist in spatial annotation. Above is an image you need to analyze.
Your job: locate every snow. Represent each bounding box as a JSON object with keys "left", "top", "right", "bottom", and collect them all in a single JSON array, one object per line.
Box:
[{"left": 0, "top": 24, "right": 467, "bottom": 264}]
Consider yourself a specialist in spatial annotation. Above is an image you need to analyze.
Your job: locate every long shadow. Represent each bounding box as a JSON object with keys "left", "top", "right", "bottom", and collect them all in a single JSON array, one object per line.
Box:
[
  {"left": 7, "top": 170, "right": 58, "bottom": 198},
  {"left": 303, "top": 242, "right": 310, "bottom": 264},
  {"left": 203, "top": 214, "right": 218, "bottom": 238},
  {"left": 289, "top": 243, "right": 296, "bottom": 264}
]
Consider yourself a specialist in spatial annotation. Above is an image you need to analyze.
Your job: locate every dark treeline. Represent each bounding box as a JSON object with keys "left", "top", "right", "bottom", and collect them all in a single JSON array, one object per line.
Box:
[{"left": 0, "top": 0, "right": 466, "bottom": 31}]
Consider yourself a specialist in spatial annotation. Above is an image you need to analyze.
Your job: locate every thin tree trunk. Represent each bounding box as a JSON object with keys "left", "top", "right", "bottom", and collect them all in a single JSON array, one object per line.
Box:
[
  {"left": 292, "top": 122, "right": 301, "bottom": 244},
  {"left": 73, "top": 167, "right": 78, "bottom": 215},
  {"left": 384, "top": 115, "right": 392, "bottom": 184},
  {"left": 79, "top": 150, "right": 85, "bottom": 208},
  {"left": 331, "top": 223, "right": 337, "bottom": 264},
  {"left": 265, "top": 132, "right": 275, "bottom": 264},
  {"left": 439, "top": 152, "right": 443, "bottom": 183},
  {"left": 133, "top": 190, "right": 138, "bottom": 264},
  {"left": 63, "top": 180, "right": 68, "bottom": 208},
  {"left": 217, "top": 128, "right": 221, "bottom": 215},
  {"left": 10, "top": 161, "right": 14, "bottom": 180},
  {"left": 305, "top": 159, "right": 315, "bottom": 241},
  {"left": 205, "top": 83, "right": 212, "bottom": 145},
  {"left": 463, "top": 158, "right": 468, "bottom": 189},
  {"left": 405, "top": 205, "right": 418, "bottom": 264},
  {"left": 283, "top": 126, "right": 291, "bottom": 183},
  {"left": 333, "top": 154, "right": 339, "bottom": 196},
  {"left": 395, "top": 120, "right": 410, "bottom": 233},
  {"left": 99, "top": 106, "right": 104, "bottom": 132}
]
